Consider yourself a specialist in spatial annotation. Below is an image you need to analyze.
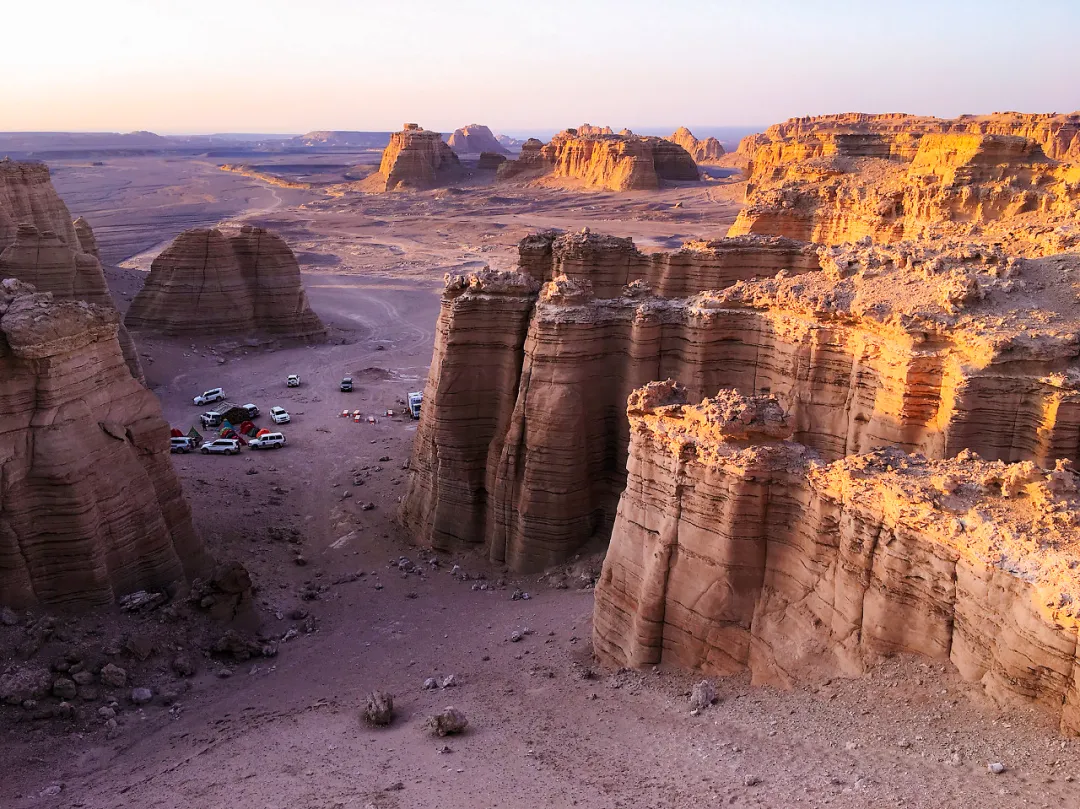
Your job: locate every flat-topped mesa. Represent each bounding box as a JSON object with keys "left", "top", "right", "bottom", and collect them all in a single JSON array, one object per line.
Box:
[
  {"left": 0, "top": 159, "right": 143, "bottom": 380},
  {"left": 125, "top": 226, "right": 326, "bottom": 340},
  {"left": 517, "top": 229, "right": 821, "bottom": 297},
  {"left": 447, "top": 124, "right": 509, "bottom": 156},
  {"left": 730, "top": 112, "right": 1080, "bottom": 253},
  {"left": 667, "top": 127, "right": 726, "bottom": 164},
  {"left": 402, "top": 229, "right": 1080, "bottom": 572},
  {"left": 495, "top": 126, "right": 699, "bottom": 191},
  {"left": 0, "top": 279, "right": 209, "bottom": 608},
  {"left": 367, "top": 123, "right": 462, "bottom": 191},
  {"left": 595, "top": 385, "right": 1080, "bottom": 734},
  {"left": 758, "top": 111, "right": 1080, "bottom": 161}
]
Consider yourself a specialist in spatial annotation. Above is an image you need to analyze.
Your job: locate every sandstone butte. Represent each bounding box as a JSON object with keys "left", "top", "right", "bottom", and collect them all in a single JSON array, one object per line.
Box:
[
  {"left": 593, "top": 381, "right": 1080, "bottom": 735},
  {"left": 446, "top": 124, "right": 509, "bottom": 156},
  {"left": 729, "top": 111, "right": 1080, "bottom": 253},
  {"left": 125, "top": 226, "right": 327, "bottom": 340},
  {"left": 0, "top": 158, "right": 143, "bottom": 381},
  {"left": 0, "top": 278, "right": 209, "bottom": 608},
  {"left": 496, "top": 125, "right": 699, "bottom": 191},
  {"left": 667, "top": 126, "right": 726, "bottom": 164},
  {"left": 364, "top": 123, "right": 462, "bottom": 191}
]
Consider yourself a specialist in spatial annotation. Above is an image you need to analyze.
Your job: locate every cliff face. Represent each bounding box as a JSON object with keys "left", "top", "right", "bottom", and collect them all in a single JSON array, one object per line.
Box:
[
  {"left": 402, "top": 232, "right": 1080, "bottom": 572},
  {"left": 0, "top": 159, "right": 143, "bottom": 380},
  {"left": 730, "top": 114, "right": 1080, "bottom": 253},
  {"left": 0, "top": 279, "right": 208, "bottom": 608},
  {"left": 593, "top": 382, "right": 1080, "bottom": 734},
  {"left": 367, "top": 124, "right": 461, "bottom": 191},
  {"left": 447, "top": 124, "right": 509, "bottom": 155},
  {"left": 667, "top": 127, "right": 726, "bottom": 164},
  {"left": 125, "top": 226, "right": 326, "bottom": 340},
  {"left": 495, "top": 128, "right": 698, "bottom": 191}
]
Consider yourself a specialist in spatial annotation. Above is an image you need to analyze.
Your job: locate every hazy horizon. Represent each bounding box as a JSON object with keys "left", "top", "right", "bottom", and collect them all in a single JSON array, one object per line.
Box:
[{"left": 3, "top": 0, "right": 1078, "bottom": 134}]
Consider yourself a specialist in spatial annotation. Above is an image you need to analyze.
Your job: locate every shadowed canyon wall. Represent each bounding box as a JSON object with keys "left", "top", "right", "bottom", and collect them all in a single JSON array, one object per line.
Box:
[{"left": 0, "top": 279, "right": 208, "bottom": 608}]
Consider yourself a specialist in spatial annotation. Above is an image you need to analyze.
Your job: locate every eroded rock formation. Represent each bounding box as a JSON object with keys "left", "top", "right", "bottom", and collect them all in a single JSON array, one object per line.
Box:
[
  {"left": 404, "top": 110, "right": 1080, "bottom": 734},
  {"left": 667, "top": 127, "right": 726, "bottom": 164},
  {"left": 594, "top": 382, "right": 1080, "bottom": 734},
  {"left": 447, "top": 124, "right": 509, "bottom": 155},
  {"left": 403, "top": 231, "right": 1080, "bottom": 571},
  {"left": 125, "top": 226, "right": 326, "bottom": 340},
  {"left": 365, "top": 124, "right": 461, "bottom": 191},
  {"left": 730, "top": 113, "right": 1080, "bottom": 253},
  {"left": 0, "top": 279, "right": 208, "bottom": 607},
  {"left": 0, "top": 159, "right": 143, "bottom": 380},
  {"left": 496, "top": 127, "right": 698, "bottom": 191}
]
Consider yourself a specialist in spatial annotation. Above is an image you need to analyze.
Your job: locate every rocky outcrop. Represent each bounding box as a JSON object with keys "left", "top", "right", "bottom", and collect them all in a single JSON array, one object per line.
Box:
[
  {"left": 125, "top": 226, "right": 326, "bottom": 340},
  {"left": 402, "top": 231, "right": 1080, "bottom": 571},
  {"left": 516, "top": 229, "right": 820, "bottom": 298},
  {"left": 594, "top": 382, "right": 1080, "bottom": 734},
  {"left": 730, "top": 113, "right": 1080, "bottom": 254},
  {"left": 0, "top": 159, "right": 143, "bottom": 380},
  {"left": 477, "top": 152, "right": 507, "bottom": 171},
  {"left": 365, "top": 124, "right": 461, "bottom": 191},
  {"left": 495, "top": 128, "right": 698, "bottom": 191},
  {"left": 667, "top": 127, "right": 726, "bottom": 164},
  {"left": 0, "top": 279, "right": 208, "bottom": 608},
  {"left": 447, "top": 124, "right": 509, "bottom": 156}
]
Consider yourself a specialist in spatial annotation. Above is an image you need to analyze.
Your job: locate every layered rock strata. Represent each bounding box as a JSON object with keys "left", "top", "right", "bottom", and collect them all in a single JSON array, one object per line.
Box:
[
  {"left": 367, "top": 124, "right": 461, "bottom": 191},
  {"left": 403, "top": 233, "right": 1080, "bottom": 571},
  {"left": 125, "top": 226, "right": 326, "bottom": 340},
  {"left": 593, "top": 381, "right": 1080, "bottom": 734},
  {"left": 496, "top": 127, "right": 698, "bottom": 191},
  {"left": 447, "top": 124, "right": 509, "bottom": 155},
  {"left": 0, "top": 279, "right": 208, "bottom": 607},
  {"left": 667, "top": 127, "right": 726, "bottom": 164},
  {"left": 730, "top": 113, "right": 1080, "bottom": 253},
  {"left": 0, "top": 159, "right": 142, "bottom": 380}
]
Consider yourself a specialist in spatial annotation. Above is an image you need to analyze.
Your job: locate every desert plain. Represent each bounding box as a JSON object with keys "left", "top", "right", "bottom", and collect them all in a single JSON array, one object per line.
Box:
[{"left": 3, "top": 117, "right": 1080, "bottom": 809}]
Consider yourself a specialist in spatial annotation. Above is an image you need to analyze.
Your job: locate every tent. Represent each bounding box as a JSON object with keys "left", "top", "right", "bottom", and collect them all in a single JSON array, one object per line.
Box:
[
  {"left": 239, "top": 420, "right": 257, "bottom": 436},
  {"left": 187, "top": 427, "right": 203, "bottom": 445},
  {"left": 256, "top": 428, "right": 271, "bottom": 437},
  {"left": 170, "top": 428, "right": 184, "bottom": 437}
]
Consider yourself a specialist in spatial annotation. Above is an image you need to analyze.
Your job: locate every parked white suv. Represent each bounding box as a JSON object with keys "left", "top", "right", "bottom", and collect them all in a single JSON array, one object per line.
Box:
[
  {"left": 269, "top": 406, "right": 291, "bottom": 424},
  {"left": 287, "top": 374, "right": 301, "bottom": 387},
  {"left": 170, "top": 436, "right": 198, "bottom": 453},
  {"left": 201, "top": 438, "right": 241, "bottom": 455},
  {"left": 249, "top": 432, "right": 286, "bottom": 450},
  {"left": 194, "top": 388, "right": 225, "bottom": 406}
]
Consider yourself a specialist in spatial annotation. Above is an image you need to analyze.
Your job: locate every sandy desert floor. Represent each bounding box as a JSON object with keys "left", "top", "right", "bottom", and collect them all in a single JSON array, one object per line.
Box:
[{"left": 3, "top": 157, "right": 1080, "bottom": 808}]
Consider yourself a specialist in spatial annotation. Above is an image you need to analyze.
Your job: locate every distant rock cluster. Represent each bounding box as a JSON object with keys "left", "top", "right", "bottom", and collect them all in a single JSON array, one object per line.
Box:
[
  {"left": 496, "top": 125, "right": 699, "bottom": 191},
  {"left": 364, "top": 123, "right": 462, "bottom": 191},
  {"left": 446, "top": 124, "right": 508, "bottom": 156},
  {"left": 666, "top": 126, "right": 726, "bottom": 163}
]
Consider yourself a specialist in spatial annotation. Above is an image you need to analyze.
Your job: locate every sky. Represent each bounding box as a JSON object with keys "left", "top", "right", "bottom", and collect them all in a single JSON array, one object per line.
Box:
[{"left": 2, "top": 0, "right": 1078, "bottom": 135}]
